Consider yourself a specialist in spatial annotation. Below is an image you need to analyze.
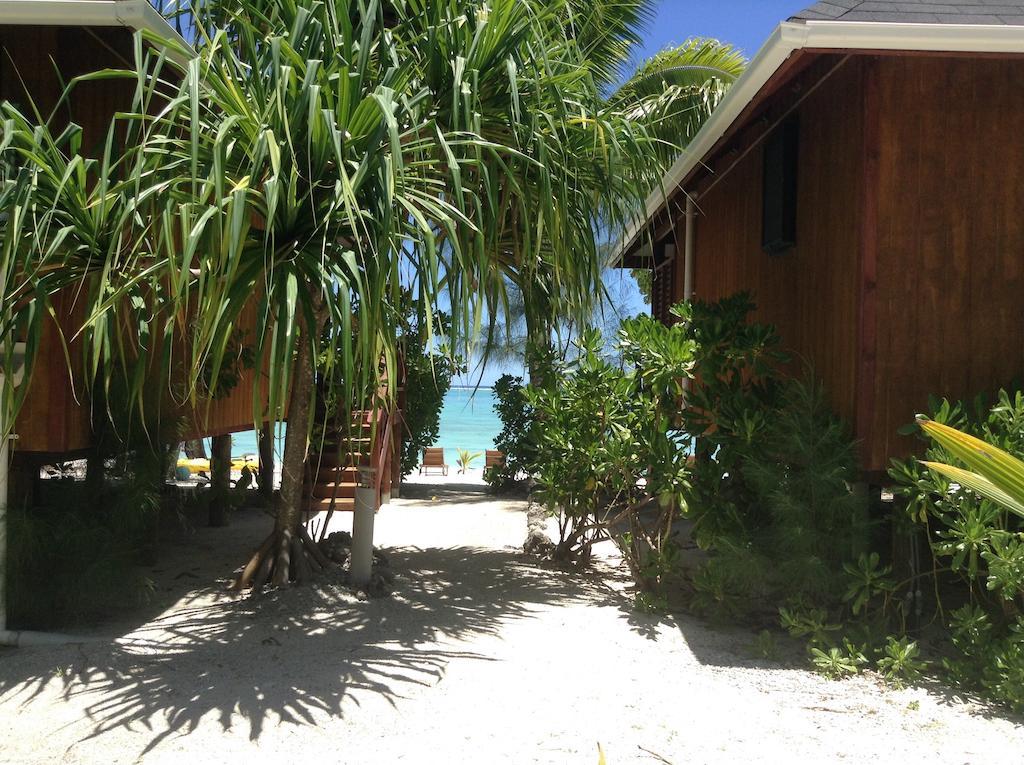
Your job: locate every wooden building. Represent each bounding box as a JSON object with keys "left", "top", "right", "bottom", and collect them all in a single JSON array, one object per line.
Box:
[
  {"left": 0, "top": 2, "right": 260, "bottom": 458},
  {"left": 0, "top": 3, "right": 401, "bottom": 507},
  {"left": 616, "top": 2, "right": 1024, "bottom": 475}
]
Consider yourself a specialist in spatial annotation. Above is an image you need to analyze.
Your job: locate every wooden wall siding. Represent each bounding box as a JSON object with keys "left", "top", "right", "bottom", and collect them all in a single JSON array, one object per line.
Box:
[
  {"left": 870, "top": 57, "right": 1024, "bottom": 470},
  {"left": 178, "top": 301, "right": 265, "bottom": 441},
  {"left": 0, "top": 27, "right": 135, "bottom": 148},
  {"left": 2, "top": 27, "right": 136, "bottom": 453},
  {"left": 689, "top": 59, "right": 865, "bottom": 431}
]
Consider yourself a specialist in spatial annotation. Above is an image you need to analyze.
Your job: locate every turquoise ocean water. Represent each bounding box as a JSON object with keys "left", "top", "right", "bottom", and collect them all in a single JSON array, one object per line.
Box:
[
  {"left": 434, "top": 386, "right": 501, "bottom": 458},
  {"left": 219, "top": 386, "right": 500, "bottom": 462}
]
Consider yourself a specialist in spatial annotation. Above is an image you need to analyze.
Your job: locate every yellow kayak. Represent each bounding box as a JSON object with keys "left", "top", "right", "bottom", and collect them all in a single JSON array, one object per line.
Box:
[
  {"left": 175, "top": 455, "right": 258, "bottom": 474},
  {"left": 177, "top": 457, "right": 210, "bottom": 474}
]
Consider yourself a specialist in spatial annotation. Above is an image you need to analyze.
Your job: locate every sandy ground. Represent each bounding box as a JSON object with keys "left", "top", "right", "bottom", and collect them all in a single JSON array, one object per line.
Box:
[{"left": 1, "top": 479, "right": 1023, "bottom": 764}]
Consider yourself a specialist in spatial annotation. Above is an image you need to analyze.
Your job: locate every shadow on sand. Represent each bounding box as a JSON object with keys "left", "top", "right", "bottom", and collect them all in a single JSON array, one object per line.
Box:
[
  {"left": 0, "top": 545, "right": 620, "bottom": 756},
  {"left": 397, "top": 480, "right": 525, "bottom": 506}
]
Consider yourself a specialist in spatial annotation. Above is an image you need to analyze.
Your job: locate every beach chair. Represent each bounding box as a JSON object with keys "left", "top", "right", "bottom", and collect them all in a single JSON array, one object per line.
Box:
[
  {"left": 485, "top": 450, "right": 505, "bottom": 469},
  {"left": 420, "top": 447, "right": 449, "bottom": 476}
]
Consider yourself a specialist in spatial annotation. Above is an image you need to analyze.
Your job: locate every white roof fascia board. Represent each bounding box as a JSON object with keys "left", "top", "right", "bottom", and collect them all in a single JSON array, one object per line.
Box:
[
  {"left": 0, "top": 1, "right": 190, "bottom": 51},
  {"left": 615, "top": 19, "right": 1024, "bottom": 263}
]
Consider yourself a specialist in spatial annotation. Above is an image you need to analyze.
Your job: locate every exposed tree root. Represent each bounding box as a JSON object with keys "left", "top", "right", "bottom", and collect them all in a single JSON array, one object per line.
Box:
[{"left": 231, "top": 524, "right": 331, "bottom": 592}]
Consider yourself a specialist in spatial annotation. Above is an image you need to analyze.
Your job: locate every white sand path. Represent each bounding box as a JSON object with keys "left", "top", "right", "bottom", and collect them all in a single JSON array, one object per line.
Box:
[{"left": 0, "top": 480, "right": 1022, "bottom": 764}]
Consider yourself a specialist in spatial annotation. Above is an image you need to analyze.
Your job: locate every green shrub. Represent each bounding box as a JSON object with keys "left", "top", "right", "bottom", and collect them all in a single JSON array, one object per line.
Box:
[
  {"left": 6, "top": 477, "right": 157, "bottom": 630},
  {"left": 485, "top": 373, "right": 538, "bottom": 489},
  {"left": 877, "top": 636, "right": 928, "bottom": 687},
  {"left": 673, "top": 295, "right": 869, "bottom": 617},
  {"left": 527, "top": 316, "right": 694, "bottom": 590},
  {"left": 889, "top": 390, "right": 1024, "bottom": 710},
  {"left": 399, "top": 300, "right": 462, "bottom": 476}
]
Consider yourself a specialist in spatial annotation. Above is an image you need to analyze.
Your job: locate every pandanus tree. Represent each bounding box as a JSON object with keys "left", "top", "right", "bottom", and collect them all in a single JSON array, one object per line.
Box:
[
  {"left": 0, "top": 0, "right": 742, "bottom": 589},
  {"left": 1, "top": 1, "right": 486, "bottom": 585}
]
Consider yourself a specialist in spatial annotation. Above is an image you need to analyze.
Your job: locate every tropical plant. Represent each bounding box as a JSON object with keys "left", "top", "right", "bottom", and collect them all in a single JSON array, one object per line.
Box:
[
  {"left": 876, "top": 636, "right": 927, "bottom": 687},
  {"left": 464, "top": 7, "right": 746, "bottom": 379},
  {"left": 674, "top": 295, "right": 868, "bottom": 615},
  {"left": 0, "top": 0, "right": 746, "bottom": 595},
  {"left": 456, "top": 448, "right": 482, "bottom": 473},
  {"left": 917, "top": 416, "right": 1024, "bottom": 519},
  {"left": 486, "top": 373, "right": 538, "bottom": 489},
  {"left": 888, "top": 391, "right": 1024, "bottom": 710},
  {"left": 675, "top": 293, "right": 787, "bottom": 550},
  {"left": 399, "top": 298, "right": 462, "bottom": 477},
  {"left": 527, "top": 313, "right": 695, "bottom": 591},
  {"left": 810, "top": 642, "right": 868, "bottom": 680}
]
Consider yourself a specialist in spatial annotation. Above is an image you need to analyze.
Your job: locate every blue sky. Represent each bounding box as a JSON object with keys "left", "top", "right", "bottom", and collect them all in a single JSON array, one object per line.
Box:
[
  {"left": 637, "top": 1, "right": 809, "bottom": 61},
  {"left": 463, "top": 0, "right": 808, "bottom": 386}
]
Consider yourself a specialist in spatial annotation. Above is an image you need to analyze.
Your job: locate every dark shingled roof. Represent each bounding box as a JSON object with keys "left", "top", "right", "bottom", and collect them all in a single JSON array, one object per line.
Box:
[{"left": 791, "top": 0, "right": 1024, "bottom": 25}]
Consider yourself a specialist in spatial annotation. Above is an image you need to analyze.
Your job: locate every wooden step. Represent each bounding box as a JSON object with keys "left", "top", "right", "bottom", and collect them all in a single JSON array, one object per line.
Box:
[
  {"left": 309, "top": 465, "right": 360, "bottom": 483},
  {"left": 312, "top": 481, "right": 357, "bottom": 499},
  {"left": 303, "top": 496, "right": 355, "bottom": 513},
  {"left": 320, "top": 436, "right": 372, "bottom": 451},
  {"left": 309, "top": 451, "right": 370, "bottom": 469}
]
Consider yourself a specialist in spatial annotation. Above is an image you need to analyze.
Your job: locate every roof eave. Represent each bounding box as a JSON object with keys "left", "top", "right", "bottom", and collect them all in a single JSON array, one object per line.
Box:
[
  {"left": 0, "top": 0, "right": 191, "bottom": 53},
  {"left": 614, "top": 19, "right": 1024, "bottom": 264}
]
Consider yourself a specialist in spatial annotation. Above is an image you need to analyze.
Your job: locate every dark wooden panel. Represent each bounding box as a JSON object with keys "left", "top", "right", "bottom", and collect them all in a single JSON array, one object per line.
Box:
[
  {"left": 872, "top": 56, "right": 1024, "bottom": 470},
  {"left": 691, "top": 59, "right": 865, "bottom": 436},
  {"left": 1, "top": 27, "right": 137, "bottom": 453}
]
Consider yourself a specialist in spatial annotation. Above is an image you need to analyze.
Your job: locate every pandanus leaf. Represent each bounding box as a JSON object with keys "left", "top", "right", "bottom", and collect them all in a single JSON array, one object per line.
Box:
[{"left": 918, "top": 416, "right": 1024, "bottom": 519}]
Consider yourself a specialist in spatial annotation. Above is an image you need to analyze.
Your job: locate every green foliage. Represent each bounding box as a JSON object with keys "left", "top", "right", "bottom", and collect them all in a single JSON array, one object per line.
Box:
[
  {"left": 486, "top": 374, "right": 538, "bottom": 489},
  {"left": 750, "top": 629, "right": 780, "bottom": 661},
  {"left": 2, "top": 0, "right": 735, "bottom": 547},
  {"left": 527, "top": 315, "right": 695, "bottom": 590},
  {"left": 6, "top": 469, "right": 160, "bottom": 629},
  {"left": 678, "top": 295, "right": 869, "bottom": 614},
  {"left": 456, "top": 448, "right": 482, "bottom": 473},
  {"left": 631, "top": 269, "right": 652, "bottom": 305},
  {"left": 400, "top": 301, "right": 461, "bottom": 476},
  {"left": 779, "top": 604, "right": 841, "bottom": 649},
  {"left": 199, "top": 329, "right": 255, "bottom": 401},
  {"left": 810, "top": 642, "right": 868, "bottom": 680},
  {"left": 877, "top": 636, "right": 928, "bottom": 687},
  {"left": 888, "top": 390, "right": 1024, "bottom": 710},
  {"left": 676, "top": 293, "right": 787, "bottom": 551},
  {"left": 842, "top": 553, "right": 895, "bottom": 617}
]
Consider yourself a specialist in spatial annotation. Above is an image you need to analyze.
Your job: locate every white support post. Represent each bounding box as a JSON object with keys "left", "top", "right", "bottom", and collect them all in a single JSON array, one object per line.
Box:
[
  {"left": 0, "top": 406, "right": 9, "bottom": 635},
  {"left": 350, "top": 467, "right": 378, "bottom": 586},
  {"left": 684, "top": 194, "right": 696, "bottom": 302}
]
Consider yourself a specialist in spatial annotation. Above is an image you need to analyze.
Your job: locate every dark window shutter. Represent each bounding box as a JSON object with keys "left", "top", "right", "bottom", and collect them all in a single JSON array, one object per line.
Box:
[{"left": 762, "top": 117, "right": 799, "bottom": 255}]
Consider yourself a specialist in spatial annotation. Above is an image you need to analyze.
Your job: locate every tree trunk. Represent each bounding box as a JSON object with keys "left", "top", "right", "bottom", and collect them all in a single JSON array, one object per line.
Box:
[
  {"left": 229, "top": 305, "right": 336, "bottom": 593},
  {"left": 258, "top": 422, "right": 275, "bottom": 500},
  {"left": 209, "top": 434, "right": 231, "bottom": 527},
  {"left": 183, "top": 439, "right": 207, "bottom": 459},
  {"left": 273, "top": 331, "right": 318, "bottom": 586},
  {"left": 522, "top": 282, "right": 552, "bottom": 387}
]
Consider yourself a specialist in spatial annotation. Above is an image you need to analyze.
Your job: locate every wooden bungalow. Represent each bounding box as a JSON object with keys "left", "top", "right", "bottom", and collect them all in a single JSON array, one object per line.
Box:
[
  {"left": 616, "top": 1, "right": 1024, "bottom": 478},
  {"left": 0, "top": 2, "right": 402, "bottom": 511},
  {"left": 0, "top": 2, "right": 245, "bottom": 464}
]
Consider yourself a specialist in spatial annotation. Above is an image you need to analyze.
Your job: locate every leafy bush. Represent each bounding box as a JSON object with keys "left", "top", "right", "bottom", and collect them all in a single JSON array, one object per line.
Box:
[
  {"left": 485, "top": 373, "right": 538, "bottom": 489},
  {"left": 888, "top": 390, "right": 1024, "bottom": 710},
  {"left": 527, "top": 315, "right": 694, "bottom": 590},
  {"left": 677, "top": 294, "right": 869, "bottom": 615},
  {"left": 399, "top": 301, "right": 462, "bottom": 476},
  {"left": 877, "top": 635, "right": 927, "bottom": 687},
  {"left": 676, "top": 293, "right": 787, "bottom": 550},
  {"left": 6, "top": 473, "right": 159, "bottom": 629}
]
